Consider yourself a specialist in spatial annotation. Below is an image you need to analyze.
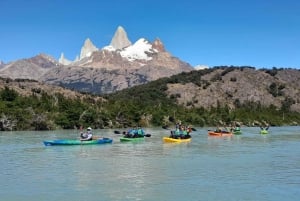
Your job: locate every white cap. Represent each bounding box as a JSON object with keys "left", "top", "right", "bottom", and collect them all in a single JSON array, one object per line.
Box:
[{"left": 87, "top": 127, "right": 92, "bottom": 131}]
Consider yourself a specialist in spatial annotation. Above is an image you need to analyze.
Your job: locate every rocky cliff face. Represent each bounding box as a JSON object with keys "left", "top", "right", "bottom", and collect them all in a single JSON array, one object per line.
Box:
[
  {"left": 58, "top": 53, "right": 72, "bottom": 65},
  {"left": 79, "top": 38, "right": 98, "bottom": 60},
  {"left": 109, "top": 26, "right": 132, "bottom": 50}
]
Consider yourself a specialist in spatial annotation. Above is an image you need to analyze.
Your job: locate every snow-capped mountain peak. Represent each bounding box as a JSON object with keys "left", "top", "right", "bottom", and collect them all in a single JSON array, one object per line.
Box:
[{"left": 120, "top": 38, "right": 157, "bottom": 61}]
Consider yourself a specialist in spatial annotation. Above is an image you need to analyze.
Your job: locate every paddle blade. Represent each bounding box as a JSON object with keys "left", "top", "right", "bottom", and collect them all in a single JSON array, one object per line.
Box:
[
  {"left": 114, "top": 130, "right": 121, "bottom": 134},
  {"left": 144, "top": 134, "right": 151, "bottom": 137},
  {"left": 191, "top": 128, "right": 197, "bottom": 131},
  {"left": 162, "top": 125, "right": 169, "bottom": 129}
]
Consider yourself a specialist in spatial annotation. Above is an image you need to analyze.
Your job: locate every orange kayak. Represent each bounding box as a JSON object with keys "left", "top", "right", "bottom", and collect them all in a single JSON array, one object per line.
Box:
[{"left": 208, "top": 131, "right": 233, "bottom": 136}]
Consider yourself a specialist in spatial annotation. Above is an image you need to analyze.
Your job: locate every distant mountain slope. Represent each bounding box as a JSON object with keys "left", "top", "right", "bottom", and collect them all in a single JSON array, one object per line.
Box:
[
  {"left": 0, "top": 77, "right": 96, "bottom": 100},
  {"left": 0, "top": 54, "right": 59, "bottom": 80}
]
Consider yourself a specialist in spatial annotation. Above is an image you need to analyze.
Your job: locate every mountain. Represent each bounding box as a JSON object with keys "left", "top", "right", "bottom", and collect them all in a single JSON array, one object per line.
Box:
[
  {"left": 109, "top": 25, "right": 132, "bottom": 49},
  {"left": 41, "top": 26, "right": 193, "bottom": 94},
  {"left": 0, "top": 54, "right": 59, "bottom": 80},
  {"left": 0, "top": 26, "right": 193, "bottom": 94},
  {"left": 40, "top": 36, "right": 192, "bottom": 93},
  {"left": 79, "top": 38, "right": 98, "bottom": 60}
]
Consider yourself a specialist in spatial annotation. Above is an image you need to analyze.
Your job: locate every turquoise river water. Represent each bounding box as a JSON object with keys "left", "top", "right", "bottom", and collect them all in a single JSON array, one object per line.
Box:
[{"left": 0, "top": 126, "right": 299, "bottom": 201}]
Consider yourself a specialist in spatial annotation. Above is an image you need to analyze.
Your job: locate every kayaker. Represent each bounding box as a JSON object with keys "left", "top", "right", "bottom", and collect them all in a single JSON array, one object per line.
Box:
[
  {"left": 174, "top": 127, "right": 181, "bottom": 138},
  {"left": 136, "top": 127, "right": 145, "bottom": 137},
  {"left": 80, "top": 127, "right": 93, "bottom": 141},
  {"left": 124, "top": 127, "right": 137, "bottom": 138},
  {"left": 260, "top": 126, "right": 269, "bottom": 131},
  {"left": 130, "top": 127, "right": 137, "bottom": 137},
  {"left": 185, "top": 126, "right": 192, "bottom": 139},
  {"left": 215, "top": 126, "right": 222, "bottom": 133},
  {"left": 179, "top": 126, "right": 187, "bottom": 139}
]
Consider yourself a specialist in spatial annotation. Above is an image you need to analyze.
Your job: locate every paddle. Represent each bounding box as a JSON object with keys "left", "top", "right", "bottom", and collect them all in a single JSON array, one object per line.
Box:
[
  {"left": 78, "top": 126, "right": 84, "bottom": 139},
  {"left": 162, "top": 125, "right": 170, "bottom": 130}
]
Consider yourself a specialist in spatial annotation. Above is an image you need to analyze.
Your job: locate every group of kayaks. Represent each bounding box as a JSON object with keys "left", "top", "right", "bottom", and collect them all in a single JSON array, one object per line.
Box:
[
  {"left": 207, "top": 127, "right": 269, "bottom": 137},
  {"left": 43, "top": 127, "right": 269, "bottom": 146},
  {"left": 43, "top": 129, "right": 150, "bottom": 146}
]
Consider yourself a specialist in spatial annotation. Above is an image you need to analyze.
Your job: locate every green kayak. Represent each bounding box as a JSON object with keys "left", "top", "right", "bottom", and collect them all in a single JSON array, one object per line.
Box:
[
  {"left": 43, "top": 138, "right": 113, "bottom": 146},
  {"left": 233, "top": 130, "right": 242, "bottom": 135},
  {"left": 260, "top": 130, "right": 268, "bottom": 134},
  {"left": 120, "top": 137, "right": 144, "bottom": 142}
]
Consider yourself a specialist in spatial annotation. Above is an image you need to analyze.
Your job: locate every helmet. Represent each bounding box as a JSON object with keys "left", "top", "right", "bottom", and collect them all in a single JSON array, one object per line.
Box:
[{"left": 87, "top": 127, "right": 92, "bottom": 131}]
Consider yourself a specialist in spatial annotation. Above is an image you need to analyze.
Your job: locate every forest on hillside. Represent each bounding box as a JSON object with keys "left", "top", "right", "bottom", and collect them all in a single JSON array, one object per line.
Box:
[{"left": 0, "top": 67, "right": 299, "bottom": 131}]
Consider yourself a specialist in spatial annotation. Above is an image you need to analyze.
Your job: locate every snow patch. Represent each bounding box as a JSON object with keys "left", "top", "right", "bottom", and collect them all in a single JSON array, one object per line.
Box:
[
  {"left": 194, "top": 65, "right": 209, "bottom": 70},
  {"left": 120, "top": 38, "right": 156, "bottom": 61},
  {"left": 103, "top": 45, "right": 116, "bottom": 51}
]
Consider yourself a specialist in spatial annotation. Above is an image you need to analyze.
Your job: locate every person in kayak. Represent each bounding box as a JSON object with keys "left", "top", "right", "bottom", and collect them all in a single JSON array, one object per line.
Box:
[
  {"left": 136, "top": 127, "right": 145, "bottom": 137},
  {"left": 124, "top": 127, "right": 137, "bottom": 138},
  {"left": 80, "top": 127, "right": 93, "bottom": 141},
  {"left": 179, "top": 126, "right": 192, "bottom": 139},
  {"left": 260, "top": 125, "right": 269, "bottom": 131}
]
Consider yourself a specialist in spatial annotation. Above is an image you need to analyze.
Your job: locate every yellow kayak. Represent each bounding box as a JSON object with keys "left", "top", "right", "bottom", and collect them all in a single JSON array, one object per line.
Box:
[{"left": 163, "top": 137, "right": 191, "bottom": 143}]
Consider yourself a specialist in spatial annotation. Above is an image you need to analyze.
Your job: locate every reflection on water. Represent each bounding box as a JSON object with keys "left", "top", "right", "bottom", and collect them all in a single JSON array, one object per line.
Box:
[{"left": 0, "top": 127, "right": 299, "bottom": 201}]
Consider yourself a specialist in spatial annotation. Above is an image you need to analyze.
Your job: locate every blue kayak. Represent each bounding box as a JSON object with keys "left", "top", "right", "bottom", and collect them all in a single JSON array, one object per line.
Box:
[{"left": 43, "top": 138, "right": 113, "bottom": 146}]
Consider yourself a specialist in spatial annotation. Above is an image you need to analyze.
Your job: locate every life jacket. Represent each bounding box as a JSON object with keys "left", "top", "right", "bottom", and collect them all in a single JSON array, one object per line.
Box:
[{"left": 137, "top": 129, "right": 144, "bottom": 135}]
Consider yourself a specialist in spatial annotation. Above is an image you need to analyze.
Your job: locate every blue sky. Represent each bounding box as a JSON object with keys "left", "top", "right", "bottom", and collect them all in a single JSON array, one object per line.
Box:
[{"left": 1, "top": 0, "right": 299, "bottom": 68}]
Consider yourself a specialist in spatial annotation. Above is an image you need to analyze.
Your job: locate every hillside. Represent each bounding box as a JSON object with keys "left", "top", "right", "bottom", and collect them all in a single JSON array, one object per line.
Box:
[
  {"left": 166, "top": 67, "right": 300, "bottom": 112},
  {"left": 0, "top": 78, "right": 106, "bottom": 131},
  {"left": 106, "top": 66, "right": 300, "bottom": 126},
  {"left": 0, "top": 67, "right": 299, "bottom": 131}
]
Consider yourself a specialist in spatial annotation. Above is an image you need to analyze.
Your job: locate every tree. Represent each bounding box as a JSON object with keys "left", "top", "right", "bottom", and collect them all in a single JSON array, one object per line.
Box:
[{"left": 0, "top": 86, "right": 18, "bottom": 101}]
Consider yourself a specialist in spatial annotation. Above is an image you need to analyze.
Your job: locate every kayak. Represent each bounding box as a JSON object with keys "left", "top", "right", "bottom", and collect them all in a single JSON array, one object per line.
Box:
[
  {"left": 208, "top": 131, "right": 233, "bottom": 137},
  {"left": 43, "top": 138, "right": 113, "bottom": 146},
  {"left": 233, "top": 130, "right": 242, "bottom": 135},
  {"left": 120, "top": 137, "right": 144, "bottom": 142},
  {"left": 163, "top": 137, "right": 191, "bottom": 143},
  {"left": 260, "top": 130, "right": 268, "bottom": 134}
]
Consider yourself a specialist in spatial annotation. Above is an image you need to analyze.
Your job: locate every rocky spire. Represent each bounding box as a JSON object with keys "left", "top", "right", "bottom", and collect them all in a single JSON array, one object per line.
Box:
[
  {"left": 59, "top": 53, "right": 72, "bottom": 65},
  {"left": 74, "top": 55, "right": 79, "bottom": 62},
  {"left": 152, "top": 38, "right": 165, "bottom": 52},
  {"left": 80, "top": 38, "right": 98, "bottom": 60},
  {"left": 110, "top": 26, "right": 132, "bottom": 50}
]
